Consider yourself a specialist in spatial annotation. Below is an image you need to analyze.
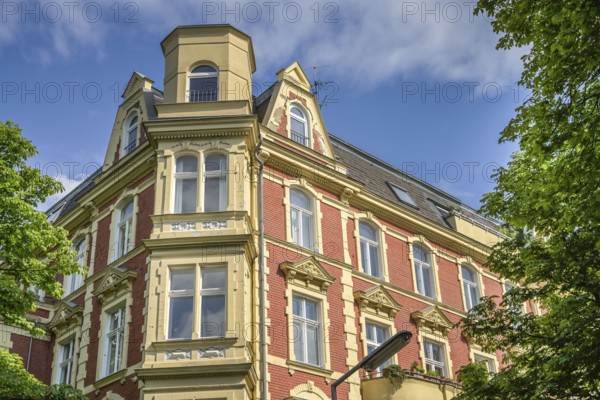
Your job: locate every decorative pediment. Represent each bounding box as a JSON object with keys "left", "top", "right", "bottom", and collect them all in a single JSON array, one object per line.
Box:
[
  {"left": 277, "top": 61, "right": 312, "bottom": 90},
  {"left": 48, "top": 301, "right": 83, "bottom": 332},
  {"left": 354, "top": 285, "right": 402, "bottom": 319},
  {"left": 411, "top": 306, "right": 454, "bottom": 335},
  {"left": 93, "top": 266, "right": 137, "bottom": 303},
  {"left": 280, "top": 257, "right": 335, "bottom": 293},
  {"left": 122, "top": 71, "right": 154, "bottom": 100}
]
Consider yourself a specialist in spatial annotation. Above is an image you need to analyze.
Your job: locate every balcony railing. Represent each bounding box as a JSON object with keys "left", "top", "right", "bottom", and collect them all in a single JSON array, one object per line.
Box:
[
  {"left": 187, "top": 89, "right": 218, "bottom": 102},
  {"left": 123, "top": 140, "right": 136, "bottom": 155},
  {"left": 291, "top": 131, "right": 307, "bottom": 146},
  {"left": 362, "top": 371, "right": 461, "bottom": 400}
]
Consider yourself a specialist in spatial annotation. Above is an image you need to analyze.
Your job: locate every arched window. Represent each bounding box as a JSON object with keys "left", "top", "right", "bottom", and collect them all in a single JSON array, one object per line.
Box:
[
  {"left": 122, "top": 114, "right": 138, "bottom": 156},
  {"left": 290, "top": 189, "right": 314, "bottom": 249},
  {"left": 359, "top": 222, "right": 381, "bottom": 277},
  {"left": 116, "top": 200, "right": 134, "bottom": 259},
  {"left": 413, "top": 244, "right": 434, "bottom": 299},
  {"left": 290, "top": 106, "right": 309, "bottom": 146},
  {"left": 461, "top": 265, "right": 480, "bottom": 311},
  {"left": 204, "top": 154, "right": 227, "bottom": 212},
  {"left": 188, "top": 65, "right": 218, "bottom": 102},
  {"left": 174, "top": 155, "right": 198, "bottom": 214},
  {"left": 64, "top": 238, "right": 86, "bottom": 296}
]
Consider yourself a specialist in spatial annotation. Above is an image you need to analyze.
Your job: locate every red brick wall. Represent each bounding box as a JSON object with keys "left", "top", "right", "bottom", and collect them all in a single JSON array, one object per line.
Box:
[
  {"left": 94, "top": 215, "right": 112, "bottom": 273},
  {"left": 10, "top": 334, "right": 53, "bottom": 384},
  {"left": 263, "top": 179, "right": 286, "bottom": 240},
  {"left": 320, "top": 203, "right": 343, "bottom": 260}
]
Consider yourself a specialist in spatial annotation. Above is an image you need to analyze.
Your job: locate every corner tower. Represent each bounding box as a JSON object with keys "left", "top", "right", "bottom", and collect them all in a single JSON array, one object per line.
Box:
[{"left": 160, "top": 25, "right": 256, "bottom": 104}]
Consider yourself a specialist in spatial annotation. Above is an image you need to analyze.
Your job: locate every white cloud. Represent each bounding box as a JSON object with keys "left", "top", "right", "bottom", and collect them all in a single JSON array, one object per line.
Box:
[{"left": 3, "top": 0, "right": 525, "bottom": 88}]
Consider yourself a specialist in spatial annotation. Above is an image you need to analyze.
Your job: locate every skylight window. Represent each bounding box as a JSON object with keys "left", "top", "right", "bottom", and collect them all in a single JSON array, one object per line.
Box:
[{"left": 389, "top": 183, "right": 417, "bottom": 207}]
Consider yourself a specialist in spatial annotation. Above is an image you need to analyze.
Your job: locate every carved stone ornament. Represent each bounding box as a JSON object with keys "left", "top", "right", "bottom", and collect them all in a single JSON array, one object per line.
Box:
[
  {"left": 171, "top": 221, "right": 197, "bottom": 231},
  {"left": 47, "top": 302, "right": 83, "bottom": 332},
  {"left": 92, "top": 266, "right": 137, "bottom": 303},
  {"left": 354, "top": 285, "right": 402, "bottom": 318},
  {"left": 165, "top": 349, "right": 191, "bottom": 360},
  {"left": 280, "top": 257, "right": 335, "bottom": 293},
  {"left": 198, "top": 347, "right": 225, "bottom": 359},
  {"left": 341, "top": 188, "right": 354, "bottom": 205},
  {"left": 411, "top": 305, "right": 454, "bottom": 335},
  {"left": 202, "top": 220, "right": 227, "bottom": 230}
]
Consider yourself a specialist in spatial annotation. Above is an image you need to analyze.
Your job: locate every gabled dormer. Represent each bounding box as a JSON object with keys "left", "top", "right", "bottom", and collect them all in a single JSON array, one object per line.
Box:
[
  {"left": 257, "top": 61, "right": 335, "bottom": 159},
  {"left": 103, "top": 72, "right": 162, "bottom": 169}
]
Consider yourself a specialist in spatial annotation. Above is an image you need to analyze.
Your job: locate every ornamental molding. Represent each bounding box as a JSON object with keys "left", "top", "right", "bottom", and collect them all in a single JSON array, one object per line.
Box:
[
  {"left": 47, "top": 301, "right": 83, "bottom": 332},
  {"left": 280, "top": 257, "right": 335, "bottom": 293},
  {"left": 92, "top": 266, "right": 137, "bottom": 303},
  {"left": 202, "top": 220, "right": 227, "bottom": 230},
  {"left": 165, "top": 349, "right": 191, "bottom": 360},
  {"left": 411, "top": 305, "right": 454, "bottom": 335},
  {"left": 354, "top": 285, "right": 402, "bottom": 319},
  {"left": 171, "top": 221, "right": 197, "bottom": 231},
  {"left": 198, "top": 347, "right": 225, "bottom": 359}
]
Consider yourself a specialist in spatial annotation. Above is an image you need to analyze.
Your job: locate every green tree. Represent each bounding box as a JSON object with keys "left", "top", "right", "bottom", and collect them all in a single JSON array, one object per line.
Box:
[
  {"left": 458, "top": 0, "right": 600, "bottom": 399},
  {"left": 0, "top": 121, "right": 82, "bottom": 335},
  {"left": 0, "top": 348, "right": 87, "bottom": 399}
]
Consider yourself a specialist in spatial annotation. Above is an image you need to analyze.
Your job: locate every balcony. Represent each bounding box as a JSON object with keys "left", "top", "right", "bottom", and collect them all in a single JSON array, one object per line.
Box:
[{"left": 362, "top": 371, "right": 461, "bottom": 400}]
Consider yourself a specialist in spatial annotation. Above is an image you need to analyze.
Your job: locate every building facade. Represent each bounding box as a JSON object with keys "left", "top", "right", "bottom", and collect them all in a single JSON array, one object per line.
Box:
[{"left": 4, "top": 25, "right": 533, "bottom": 400}]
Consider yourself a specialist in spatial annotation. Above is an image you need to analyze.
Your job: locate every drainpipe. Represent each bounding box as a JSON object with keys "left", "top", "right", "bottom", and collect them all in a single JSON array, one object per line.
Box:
[
  {"left": 26, "top": 319, "right": 39, "bottom": 372},
  {"left": 254, "top": 133, "right": 267, "bottom": 400}
]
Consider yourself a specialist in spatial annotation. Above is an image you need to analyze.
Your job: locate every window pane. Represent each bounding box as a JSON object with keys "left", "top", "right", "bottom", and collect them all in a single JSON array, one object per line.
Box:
[
  {"left": 462, "top": 266, "right": 475, "bottom": 282},
  {"left": 306, "top": 324, "right": 319, "bottom": 365},
  {"left": 169, "top": 297, "right": 193, "bottom": 339},
  {"left": 293, "top": 320, "right": 304, "bottom": 362},
  {"left": 290, "top": 107, "right": 304, "bottom": 118},
  {"left": 191, "top": 65, "right": 217, "bottom": 74},
  {"left": 200, "top": 294, "right": 225, "bottom": 337},
  {"left": 304, "top": 300, "right": 317, "bottom": 321},
  {"left": 189, "top": 77, "right": 218, "bottom": 100},
  {"left": 205, "top": 154, "right": 226, "bottom": 171},
  {"left": 422, "top": 267, "right": 433, "bottom": 298},
  {"left": 291, "top": 208, "right": 300, "bottom": 245},
  {"left": 202, "top": 268, "right": 226, "bottom": 289},
  {"left": 360, "top": 241, "right": 369, "bottom": 271},
  {"left": 369, "top": 244, "right": 380, "bottom": 277},
  {"left": 121, "top": 201, "right": 133, "bottom": 220},
  {"left": 171, "top": 270, "right": 194, "bottom": 291},
  {"left": 176, "top": 156, "right": 198, "bottom": 173},
  {"left": 301, "top": 213, "right": 312, "bottom": 248},
  {"left": 175, "top": 178, "right": 197, "bottom": 213},
  {"left": 293, "top": 297, "right": 302, "bottom": 316},
  {"left": 204, "top": 177, "right": 221, "bottom": 212},
  {"left": 291, "top": 190, "right": 310, "bottom": 210},
  {"left": 359, "top": 222, "right": 376, "bottom": 241}
]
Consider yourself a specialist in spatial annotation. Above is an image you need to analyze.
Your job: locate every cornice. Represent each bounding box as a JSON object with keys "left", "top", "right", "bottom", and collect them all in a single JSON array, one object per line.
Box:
[{"left": 135, "top": 362, "right": 254, "bottom": 381}]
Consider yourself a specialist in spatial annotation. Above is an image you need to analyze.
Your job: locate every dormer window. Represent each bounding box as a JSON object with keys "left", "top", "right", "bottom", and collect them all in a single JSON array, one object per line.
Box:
[
  {"left": 188, "top": 65, "right": 218, "bottom": 102},
  {"left": 290, "top": 106, "right": 309, "bottom": 147},
  {"left": 122, "top": 113, "right": 138, "bottom": 156}
]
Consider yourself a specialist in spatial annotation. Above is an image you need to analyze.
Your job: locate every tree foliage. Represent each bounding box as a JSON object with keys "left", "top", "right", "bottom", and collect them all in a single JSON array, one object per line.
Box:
[
  {"left": 0, "top": 348, "right": 87, "bottom": 399},
  {"left": 0, "top": 121, "right": 82, "bottom": 335},
  {"left": 458, "top": 0, "right": 600, "bottom": 398}
]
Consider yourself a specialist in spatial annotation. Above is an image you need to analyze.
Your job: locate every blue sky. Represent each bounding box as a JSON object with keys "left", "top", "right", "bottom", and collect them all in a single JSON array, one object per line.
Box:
[{"left": 0, "top": 0, "right": 525, "bottom": 210}]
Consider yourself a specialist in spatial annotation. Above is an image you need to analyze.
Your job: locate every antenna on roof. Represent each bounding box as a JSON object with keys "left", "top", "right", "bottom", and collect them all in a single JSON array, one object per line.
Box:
[{"left": 311, "top": 65, "right": 335, "bottom": 109}]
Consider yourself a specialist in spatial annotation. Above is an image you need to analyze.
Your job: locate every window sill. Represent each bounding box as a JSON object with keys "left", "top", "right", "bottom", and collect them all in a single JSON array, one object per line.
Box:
[
  {"left": 93, "top": 369, "right": 127, "bottom": 391},
  {"left": 286, "top": 360, "right": 333, "bottom": 380}
]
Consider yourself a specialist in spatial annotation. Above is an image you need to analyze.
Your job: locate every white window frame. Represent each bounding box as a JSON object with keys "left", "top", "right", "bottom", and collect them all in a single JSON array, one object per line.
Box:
[
  {"left": 424, "top": 340, "right": 447, "bottom": 376},
  {"left": 290, "top": 189, "right": 315, "bottom": 249},
  {"left": 203, "top": 153, "right": 228, "bottom": 212},
  {"left": 167, "top": 268, "right": 195, "bottom": 340},
  {"left": 173, "top": 155, "right": 199, "bottom": 214},
  {"left": 359, "top": 221, "right": 382, "bottom": 278},
  {"left": 121, "top": 112, "right": 139, "bottom": 157},
  {"left": 64, "top": 238, "right": 86, "bottom": 297},
  {"left": 115, "top": 200, "right": 134, "bottom": 260},
  {"left": 365, "top": 321, "right": 391, "bottom": 372},
  {"left": 289, "top": 105, "right": 310, "bottom": 147},
  {"left": 413, "top": 244, "right": 435, "bottom": 299},
  {"left": 474, "top": 355, "right": 496, "bottom": 373},
  {"left": 56, "top": 339, "right": 75, "bottom": 385},
  {"left": 292, "top": 295, "right": 322, "bottom": 367},
  {"left": 461, "top": 265, "right": 480, "bottom": 311},
  {"left": 103, "top": 306, "right": 126, "bottom": 377},
  {"left": 187, "top": 65, "right": 218, "bottom": 102},
  {"left": 199, "top": 266, "right": 227, "bottom": 338}
]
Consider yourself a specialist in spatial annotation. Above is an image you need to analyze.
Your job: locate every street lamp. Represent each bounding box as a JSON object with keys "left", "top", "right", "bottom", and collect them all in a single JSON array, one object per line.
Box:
[{"left": 331, "top": 330, "right": 412, "bottom": 400}]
